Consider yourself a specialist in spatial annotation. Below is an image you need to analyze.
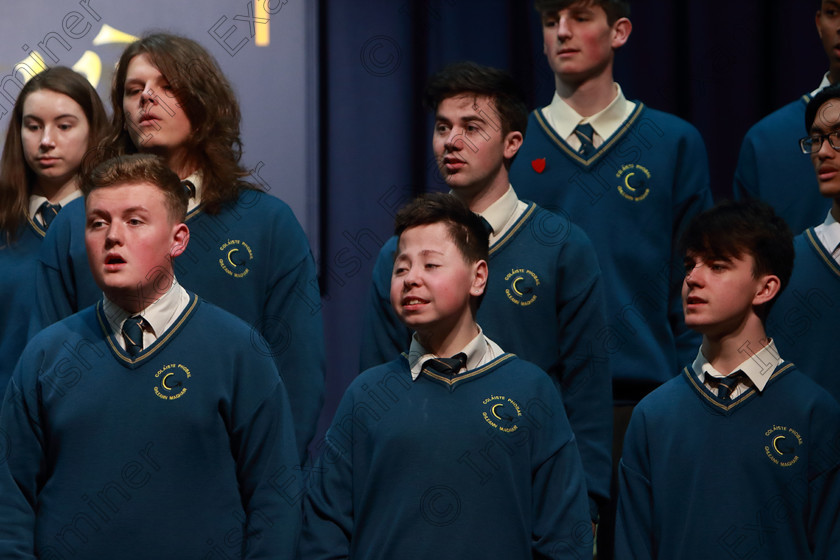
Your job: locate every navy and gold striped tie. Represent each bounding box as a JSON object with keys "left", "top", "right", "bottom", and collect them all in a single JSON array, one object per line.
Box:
[
  {"left": 574, "top": 123, "right": 596, "bottom": 157},
  {"left": 716, "top": 371, "right": 746, "bottom": 401},
  {"left": 122, "top": 315, "right": 145, "bottom": 357},
  {"left": 423, "top": 353, "right": 468, "bottom": 376},
  {"left": 39, "top": 201, "right": 61, "bottom": 229}
]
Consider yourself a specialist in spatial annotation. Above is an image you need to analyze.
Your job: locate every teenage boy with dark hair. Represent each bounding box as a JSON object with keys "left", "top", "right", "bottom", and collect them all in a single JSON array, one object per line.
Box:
[
  {"left": 767, "top": 83, "right": 840, "bottom": 403},
  {"left": 616, "top": 199, "right": 840, "bottom": 560},
  {"left": 508, "top": 2, "right": 713, "bottom": 554},
  {"left": 360, "top": 61, "right": 611, "bottom": 524},
  {"left": 0, "top": 154, "right": 301, "bottom": 558},
  {"left": 733, "top": 1, "right": 837, "bottom": 234},
  {"left": 302, "top": 192, "right": 591, "bottom": 559}
]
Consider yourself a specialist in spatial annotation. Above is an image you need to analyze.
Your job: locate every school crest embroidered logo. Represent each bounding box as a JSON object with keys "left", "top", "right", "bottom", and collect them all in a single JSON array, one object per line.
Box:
[
  {"left": 482, "top": 395, "right": 522, "bottom": 433},
  {"left": 504, "top": 268, "right": 540, "bottom": 307},
  {"left": 616, "top": 163, "right": 651, "bottom": 202},
  {"left": 219, "top": 239, "right": 253, "bottom": 278},
  {"left": 764, "top": 425, "right": 802, "bottom": 468},
  {"left": 154, "top": 363, "right": 191, "bottom": 401},
  {"left": 531, "top": 158, "right": 546, "bottom": 174}
]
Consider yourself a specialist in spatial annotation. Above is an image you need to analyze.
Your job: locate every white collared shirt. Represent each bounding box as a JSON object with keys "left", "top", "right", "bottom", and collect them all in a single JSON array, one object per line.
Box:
[
  {"left": 811, "top": 72, "right": 832, "bottom": 97},
  {"left": 691, "top": 340, "right": 783, "bottom": 400},
  {"left": 407, "top": 326, "right": 505, "bottom": 381},
  {"left": 814, "top": 210, "right": 840, "bottom": 265},
  {"left": 475, "top": 185, "right": 528, "bottom": 245},
  {"left": 540, "top": 83, "right": 636, "bottom": 151},
  {"left": 28, "top": 190, "right": 82, "bottom": 226},
  {"left": 182, "top": 170, "right": 203, "bottom": 212},
  {"left": 103, "top": 278, "right": 190, "bottom": 351}
]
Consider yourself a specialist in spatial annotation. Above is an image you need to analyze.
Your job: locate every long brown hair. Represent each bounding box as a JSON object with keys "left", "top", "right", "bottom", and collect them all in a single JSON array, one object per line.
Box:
[
  {"left": 0, "top": 66, "right": 107, "bottom": 242},
  {"left": 100, "top": 33, "right": 257, "bottom": 215}
]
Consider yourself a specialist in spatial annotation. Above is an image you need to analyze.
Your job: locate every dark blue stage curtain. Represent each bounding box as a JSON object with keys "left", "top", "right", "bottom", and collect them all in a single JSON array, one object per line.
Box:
[{"left": 316, "top": 0, "right": 823, "bottom": 445}]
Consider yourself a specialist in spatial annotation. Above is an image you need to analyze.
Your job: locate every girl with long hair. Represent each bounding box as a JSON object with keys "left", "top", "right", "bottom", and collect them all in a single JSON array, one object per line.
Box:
[{"left": 0, "top": 66, "right": 106, "bottom": 390}]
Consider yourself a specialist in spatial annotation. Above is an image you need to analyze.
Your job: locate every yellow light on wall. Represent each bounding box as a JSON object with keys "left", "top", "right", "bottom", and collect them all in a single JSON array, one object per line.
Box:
[{"left": 255, "top": 2, "right": 269, "bottom": 46}]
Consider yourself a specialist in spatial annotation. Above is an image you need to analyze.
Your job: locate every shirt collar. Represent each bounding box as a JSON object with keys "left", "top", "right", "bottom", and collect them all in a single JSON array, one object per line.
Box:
[
  {"left": 103, "top": 277, "right": 186, "bottom": 338},
  {"left": 477, "top": 185, "right": 519, "bottom": 237},
  {"left": 28, "top": 189, "right": 82, "bottom": 222},
  {"left": 811, "top": 72, "right": 832, "bottom": 97},
  {"left": 183, "top": 170, "right": 203, "bottom": 212},
  {"left": 543, "top": 83, "right": 633, "bottom": 142},
  {"left": 407, "top": 326, "right": 489, "bottom": 381},
  {"left": 691, "top": 339, "right": 783, "bottom": 393},
  {"left": 819, "top": 209, "right": 840, "bottom": 254}
]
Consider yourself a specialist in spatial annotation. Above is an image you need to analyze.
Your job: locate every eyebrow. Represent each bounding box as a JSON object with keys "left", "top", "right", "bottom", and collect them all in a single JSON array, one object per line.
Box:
[
  {"left": 394, "top": 248, "right": 445, "bottom": 259},
  {"left": 436, "top": 114, "right": 486, "bottom": 125},
  {"left": 22, "top": 113, "right": 79, "bottom": 121},
  {"left": 122, "top": 205, "right": 151, "bottom": 215},
  {"left": 810, "top": 123, "right": 840, "bottom": 134}
]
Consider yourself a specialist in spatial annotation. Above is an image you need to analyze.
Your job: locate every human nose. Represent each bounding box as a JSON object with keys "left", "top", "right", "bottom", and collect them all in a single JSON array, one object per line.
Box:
[
  {"left": 40, "top": 126, "right": 55, "bottom": 149},
  {"left": 443, "top": 127, "right": 462, "bottom": 151},
  {"left": 140, "top": 85, "right": 156, "bottom": 105},
  {"left": 557, "top": 15, "right": 572, "bottom": 39},
  {"left": 685, "top": 262, "right": 704, "bottom": 286},
  {"left": 105, "top": 222, "right": 123, "bottom": 247},
  {"left": 403, "top": 264, "right": 421, "bottom": 287},
  {"left": 817, "top": 134, "right": 837, "bottom": 159}
]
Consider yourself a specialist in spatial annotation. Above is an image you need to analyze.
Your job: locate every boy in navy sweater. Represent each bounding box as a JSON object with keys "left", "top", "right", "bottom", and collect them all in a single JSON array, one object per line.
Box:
[
  {"left": 508, "top": 3, "right": 713, "bottom": 554},
  {"left": 616, "top": 200, "right": 840, "bottom": 559},
  {"left": 733, "top": 0, "right": 836, "bottom": 233},
  {"left": 768, "top": 84, "right": 840, "bottom": 403},
  {"left": 302, "top": 193, "right": 591, "bottom": 559},
  {"left": 360, "top": 61, "right": 611, "bottom": 524},
  {"left": 0, "top": 154, "right": 301, "bottom": 559}
]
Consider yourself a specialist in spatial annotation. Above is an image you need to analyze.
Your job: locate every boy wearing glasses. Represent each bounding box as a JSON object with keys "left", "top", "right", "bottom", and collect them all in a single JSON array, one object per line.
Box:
[
  {"left": 733, "top": 1, "right": 837, "bottom": 233},
  {"left": 767, "top": 84, "right": 840, "bottom": 403}
]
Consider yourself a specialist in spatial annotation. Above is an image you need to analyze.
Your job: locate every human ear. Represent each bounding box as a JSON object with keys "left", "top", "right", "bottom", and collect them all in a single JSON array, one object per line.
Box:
[
  {"left": 170, "top": 223, "right": 190, "bottom": 258},
  {"left": 611, "top": 17, "right": 632, "bottom": 49},
  {"left": 752, "top": 274, "right": 781, "bottom": 306},
  {"left": 471, "top": 260, "right": 488, "bottom": 297},
  {"left": 504, "top": 130, "right": 523, "bottom": 161}
]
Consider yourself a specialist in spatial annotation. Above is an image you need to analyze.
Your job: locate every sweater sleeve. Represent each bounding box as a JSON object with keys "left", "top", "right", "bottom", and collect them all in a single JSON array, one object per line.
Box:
[
  {"left": 358, "top": 236, "right": 411, "bottom": 371},
  {"left": 615, "top": 407, "right": 655, "bottom": 560},
  {"left": 228, "top": 362, "right": 302, "bottom": 559},
  {"left": 262, "top": 243, "right": 325, "bottom": 462},
  {"left": 733, "top": 131, "right": 759, "bottom": 202},
  {"left": 530, "top": 399, "right": 593, "bottom": 559},
  {"left": 552, "top": 223, "right": 612, "bottom": 520},
  {"left": 0, "top": 358, "right": 46, "bottom": 559},
  {"left": 807, "top": 405, "right": 840, "bottom": 558},
  {"left": 298, "top": 391, "right": 357, "bottom": 560}
]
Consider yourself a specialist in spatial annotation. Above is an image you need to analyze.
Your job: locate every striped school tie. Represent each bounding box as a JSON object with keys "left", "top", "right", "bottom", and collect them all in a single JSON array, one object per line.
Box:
[
  {"left": 122, "top": 315, "right": 145, "bottom": 357},
  {"left": 39, "top": 201, "right": 61, "bottom": 229},
  {"left": 574, "top": 123, "right": 596, "bottom": 157},
  {"left": 423, "top": 353, "right": 468, "bottom": 376}
]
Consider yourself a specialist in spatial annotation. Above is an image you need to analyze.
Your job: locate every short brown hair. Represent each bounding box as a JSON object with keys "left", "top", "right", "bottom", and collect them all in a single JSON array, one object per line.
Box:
[
  {"left": 394, "top": 192, "right": 489, "bottom": 264},
  {"left": 83, "top": 154, "right": 188, "bottom": 222},
  {"left": 394, "top": 193, "right": 489, "bottom": 309},
  {"left": 535, "top": 0, "right": 630, "bottom": 25},
  {"left": 680, "top": 199, "right": 794, "bottom": 320},
  {"left": 424, "top": 61, "right": 528, "bottom": 138}
]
